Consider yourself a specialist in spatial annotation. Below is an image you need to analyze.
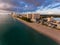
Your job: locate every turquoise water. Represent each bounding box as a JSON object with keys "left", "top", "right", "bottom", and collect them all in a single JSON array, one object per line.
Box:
[{"left": 0, "top": 14, "right": 59, "bottom": 45}]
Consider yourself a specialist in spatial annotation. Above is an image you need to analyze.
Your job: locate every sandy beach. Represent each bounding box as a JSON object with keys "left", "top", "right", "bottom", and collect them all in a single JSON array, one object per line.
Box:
[{"left": 14, "top": 16, "right": 60, "bottom": 44}]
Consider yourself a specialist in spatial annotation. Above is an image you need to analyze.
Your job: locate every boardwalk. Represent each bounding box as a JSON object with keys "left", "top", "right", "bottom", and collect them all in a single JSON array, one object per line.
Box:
[{"left": 15, "top": 17, "right": 60, "bottom": 44}]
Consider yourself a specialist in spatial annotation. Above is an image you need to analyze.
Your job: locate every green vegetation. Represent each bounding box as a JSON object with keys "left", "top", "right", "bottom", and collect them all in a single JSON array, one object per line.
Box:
[{"left": 17, "top": 16, "right": 32, "bottom": 23}]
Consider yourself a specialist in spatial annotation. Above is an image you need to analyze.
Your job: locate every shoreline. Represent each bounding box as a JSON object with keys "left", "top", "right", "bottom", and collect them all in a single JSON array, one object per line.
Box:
[{"left": 13, "top": 16, "right": 60, "bottom": 44}]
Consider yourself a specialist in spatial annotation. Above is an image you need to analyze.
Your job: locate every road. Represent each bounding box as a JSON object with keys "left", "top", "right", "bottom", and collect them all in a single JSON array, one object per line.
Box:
[{"left": 0, "top": 14, "right": 58, "bottom": 45}]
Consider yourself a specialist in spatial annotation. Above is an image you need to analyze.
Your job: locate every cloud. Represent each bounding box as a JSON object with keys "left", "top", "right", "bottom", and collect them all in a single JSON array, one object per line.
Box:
[
  {"left": 0, "top": 3, "right": 12, "bottom": 9},
  {"left": 0, "top": 0, "right": 60, "bottom": 14},
  {"left": 36, "top": 7, "right": 60, "bottom": 14}
]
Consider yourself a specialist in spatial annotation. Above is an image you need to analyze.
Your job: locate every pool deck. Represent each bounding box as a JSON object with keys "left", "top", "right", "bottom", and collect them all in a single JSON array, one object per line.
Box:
[{"left": 13, "top": 16, "right": 60, "bottom": 44}]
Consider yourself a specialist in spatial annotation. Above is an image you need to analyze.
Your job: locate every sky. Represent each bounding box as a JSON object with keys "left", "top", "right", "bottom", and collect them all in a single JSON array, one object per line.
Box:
[{"left": 0, "top": 0, "right": 60, "bottom": 14}]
